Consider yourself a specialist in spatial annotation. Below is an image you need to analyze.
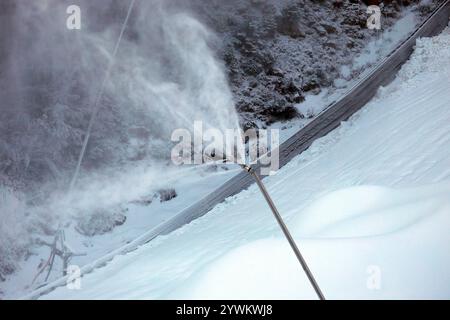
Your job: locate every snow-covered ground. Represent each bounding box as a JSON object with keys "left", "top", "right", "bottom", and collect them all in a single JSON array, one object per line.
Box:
[{"left": 38, "top": 25, "right": 450, "bottom": 300}]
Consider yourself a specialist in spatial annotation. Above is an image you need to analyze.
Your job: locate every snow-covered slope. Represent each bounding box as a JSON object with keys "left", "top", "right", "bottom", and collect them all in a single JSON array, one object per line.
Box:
[
  {"left": 41, "top": 26, "right": 450, "bottom": 300},
  {"left": 0, "top": 1, "right": 438, "bottom": 297}
]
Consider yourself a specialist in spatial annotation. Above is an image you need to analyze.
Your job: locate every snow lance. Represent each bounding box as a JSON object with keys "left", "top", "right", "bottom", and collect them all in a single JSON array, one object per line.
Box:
[{"left": 241, "top": 164, "right": 325, "bottom": 300}]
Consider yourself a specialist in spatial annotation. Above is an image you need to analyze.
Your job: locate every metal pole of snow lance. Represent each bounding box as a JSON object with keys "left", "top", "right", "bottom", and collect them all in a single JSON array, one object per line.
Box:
[{"left": 241, "top": 165, "right": 325, "bottom": 300}]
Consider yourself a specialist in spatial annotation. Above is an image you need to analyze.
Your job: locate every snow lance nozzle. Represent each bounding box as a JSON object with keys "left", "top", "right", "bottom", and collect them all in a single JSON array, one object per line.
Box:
[{"left": 240, "top": 164, "right": 253, "bottom": 173}]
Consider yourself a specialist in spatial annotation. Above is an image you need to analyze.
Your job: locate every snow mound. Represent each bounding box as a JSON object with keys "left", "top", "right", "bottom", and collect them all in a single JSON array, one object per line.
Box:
[
  {"left": 173, "top": 183, "right": 450, "bottom": 300},
  {"left": 292, "top": 184, "right": 450, "bottom": 238},
  {"left": 170, "top": 238, "right": 315, "bottom": 300}
]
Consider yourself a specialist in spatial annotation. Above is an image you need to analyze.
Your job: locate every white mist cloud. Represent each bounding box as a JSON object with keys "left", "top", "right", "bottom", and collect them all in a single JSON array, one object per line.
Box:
[{"left": 0, "top": 0, "right": 240, "bottom": 274}]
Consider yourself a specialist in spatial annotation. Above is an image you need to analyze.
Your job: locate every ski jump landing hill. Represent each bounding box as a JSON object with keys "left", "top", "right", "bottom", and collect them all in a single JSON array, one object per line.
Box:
[{"left": 24, "top": 0, "right": 450, "bottom": 300}]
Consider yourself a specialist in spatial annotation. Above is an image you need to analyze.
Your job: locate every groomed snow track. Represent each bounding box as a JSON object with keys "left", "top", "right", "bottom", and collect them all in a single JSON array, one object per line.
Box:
[{"left": 24, "top": 0, "right": 450, "bottom": 300}]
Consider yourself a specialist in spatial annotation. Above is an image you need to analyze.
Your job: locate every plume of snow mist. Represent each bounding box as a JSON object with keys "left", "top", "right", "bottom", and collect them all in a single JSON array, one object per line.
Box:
[
  {"left": 0, "top": 0, "right": 242, "bottom": 241},
  {"left": 0, "top": 0, "right": 241, "bottom": 191}
]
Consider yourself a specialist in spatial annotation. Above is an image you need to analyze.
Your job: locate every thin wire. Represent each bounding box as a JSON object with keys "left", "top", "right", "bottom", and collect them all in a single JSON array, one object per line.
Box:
[
  {"left": 31, "top": 0, "right": 137, "bottom": 287},
  {"left": 69, "top": 0, "right": 137, "bottom": 193}
]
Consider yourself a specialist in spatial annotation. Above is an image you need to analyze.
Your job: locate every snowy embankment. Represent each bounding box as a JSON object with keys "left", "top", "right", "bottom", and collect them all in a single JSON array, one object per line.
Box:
[{"left": 41, "top": 26, "right": 450, "bottom": 300}]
